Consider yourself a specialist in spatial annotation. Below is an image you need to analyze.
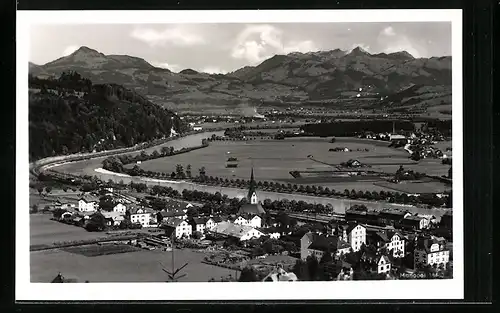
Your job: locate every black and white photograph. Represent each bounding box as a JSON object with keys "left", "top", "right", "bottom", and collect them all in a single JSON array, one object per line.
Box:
[{"left": 16, "top": 9, "right": 463, "bottom": 300}]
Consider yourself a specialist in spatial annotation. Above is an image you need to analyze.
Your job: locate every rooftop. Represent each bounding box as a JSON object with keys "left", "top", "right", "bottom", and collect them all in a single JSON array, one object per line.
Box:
[
  {"left": 211, "top": 222, "right": 260, "bottom": 239},
  {"left": 308, "top": 235, "right": 339, "bottom": 252}
]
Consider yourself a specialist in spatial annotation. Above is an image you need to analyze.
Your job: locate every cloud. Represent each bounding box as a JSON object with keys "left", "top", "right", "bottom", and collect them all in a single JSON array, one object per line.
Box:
[
  {"left": 62, "top": 45, "right": 79, "bottom": 56},
  {"left": 231, "top": 24, "right": 318, "bottom": 64},
  {"left": 151, "top": 61, "right": 181, "bottom": 72},
  {"left": 131, "top": 26, "right": 206, "bottom": 47},
  {"left": 201, "top": 66, "right": 227, "bottom": 74},
  {"left": 283, "top": 40, "right": 318, "bottom": 54},
  {"left": 382, "top": 26, "right": 396, "bottom": 37},
  {"left": 377, "top": 29, "right": 423, "bottom": 57}
]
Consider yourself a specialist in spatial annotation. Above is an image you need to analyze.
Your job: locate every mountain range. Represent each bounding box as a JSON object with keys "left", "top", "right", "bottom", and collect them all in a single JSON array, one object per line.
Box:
[{"left": 29, "top": 46, "right": 452, "bottom": 115}]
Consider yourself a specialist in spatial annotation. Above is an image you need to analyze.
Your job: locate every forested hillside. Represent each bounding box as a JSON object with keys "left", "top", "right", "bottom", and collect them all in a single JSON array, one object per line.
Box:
[{"left": 29, "top": 71, "right": 184, "bottom": 161}]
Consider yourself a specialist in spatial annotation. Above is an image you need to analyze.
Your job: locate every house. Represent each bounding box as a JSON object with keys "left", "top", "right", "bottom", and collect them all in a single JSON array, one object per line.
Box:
[
  {"left": 156, "top": 209, "right": 187, "bottom": 223},
  {"left": 102, "top": 211, "right": 125, "bottom": 226},
  {"left": 112, "top": 203, "right": 127, "bottom": 214},
  {"left": 205, "top": 217, "right": 219, "bottom": 231},
  {"left": 307, "top": 235, "right": 338, "bottom": 261},
  {"left": 336, "top": 240, "right": 351, "bottom": 257},
  {"left": 345, "top": 223, "right": 366, "bottom": 252},
  {"left": 366, "top": 230, "right": 390, "bottom": 249},
  {"left": 389, "top": 134, "right": 407, "bottom": 141},
  {"left": 262, "top": 266, "right": 298, "bottom": 282},
  {"left": 258, "top": 227, "right": 281, "bottom": 239},
  {"left": 414, "top": 236, "right": 450, "bottom": 268},
  {"left": 378, "top": 255, "right": 392, "bottom": 274},
  {"left": 378, "top": 209, "right": 409, "bottom": 226},
  {"left": 129, "top": 207, "right": 155, "bottom": 227},
  {"left": 232, "top": 214, "right": 262, "bottom": 228},
  {"left": 60, "top": 208, "right": 78, "bottom": 220},
  {"left": 190, "top": 217, "right": 208, "bottom": 234},
  {"left": 78, "top": 197, "right": 96, "bottom": 212},
  {"left": 162, "top": 217, "right": 192, "bottom": 239},
  {"left": 300, "top": 232, "right": 318, "bottom": 260},
  {"left": 193, "top": 126, "right": 203, "bottom": 131},
  {"left": 400, "top": 215, "right": 428, "bottom": 230},
  {"left": 209, "top": 221, "right": 264, "bottom": 241},
  {"left": 60, "top": 203, "right": 76, "bottom": 210},
  {"left": 386, "top": 232, "right": 405, "bottom": 258}
]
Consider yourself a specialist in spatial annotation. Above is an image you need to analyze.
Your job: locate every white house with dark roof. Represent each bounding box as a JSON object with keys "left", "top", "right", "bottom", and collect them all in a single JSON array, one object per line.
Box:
[
  {"left": 190, "top": 217, "right": 208, "bottom": 234},
  {"left": 102, "top": 211, "right": 125, "bottom": 226},
  {"left": 414, "top": 236, "right": 450, "bottom": 267},
  {"left": 162, "top": 217, "right": 192, "bottom": 238},
  {"left": 112, "top": 203, "right": 127, "bottom": 214},
  {"left": 386, "top": 232, "right": 405, "bottom": 258},
  {"left": 258, "top": 227, "right": 281, "bottom": 239},
  {"left": 378, "top": 255, "right": 392, "bottom": 274},
  {"left": 233, "top": 214, "right": 262, "bottom": 229},
  {"left": 129, "top": 207, "right": 155, "bottom": 227},
  {"left": 78, "top": 197, "right": 96, "bottom": 212},
  {"left": 345, "top": 223, "right": 366, "bottom": 252}
]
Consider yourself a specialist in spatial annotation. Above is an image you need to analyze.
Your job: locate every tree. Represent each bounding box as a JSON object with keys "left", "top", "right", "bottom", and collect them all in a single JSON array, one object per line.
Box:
[
  {"left": 186, "top": 207, "right": 199, "bottom": 219},
  {"left": 37, "top": 187, "right": 44, "bottom": 196},
  {"left": 99, "top": 195, "right": 115, "bottom": 211},
  {"left": 86, "top": 212, "right": 107, "bottom": 232},
  {"left": 119, "top": 219, "right": 133, "bottom": 229},
  {"left": 31, "top": 204, "right": 39, "bottom": 213},
  {"left": 306, "top": 255, "right": 319, "bottom": 280},
  {"left": 45, "top": 186, "right": 52, "bottom": 194},
  {"left": 175, "top": 164, "right": 185, "bottom": 179},
  {"left": 186, "top": 164, "right": 192, "bottom": 178},
  {"left": 320, "top": 249, "right": 334, "bottom": 264},
  {"left": 239, "top": 266, "right": 259, "bottom": 282},
  {"left": 192, "top": 231, "right": 203, "bottom": 240}
]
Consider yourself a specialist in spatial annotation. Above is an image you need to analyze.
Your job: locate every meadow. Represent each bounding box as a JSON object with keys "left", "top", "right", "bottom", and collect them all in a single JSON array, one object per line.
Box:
[
  {"left": 128, "top": 137, "right": 450, "bottom": 191},
  {"left": 30, "top": 214, "right": 106, "bottom": 247},
  {"left": 31, "top": 247, "right": 237, "bottom": 283}
]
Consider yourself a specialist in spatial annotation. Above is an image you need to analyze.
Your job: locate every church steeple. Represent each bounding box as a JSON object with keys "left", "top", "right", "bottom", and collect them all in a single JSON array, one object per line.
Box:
[{"left": 247, "top": 167, "right": 258, "bottom": 204}]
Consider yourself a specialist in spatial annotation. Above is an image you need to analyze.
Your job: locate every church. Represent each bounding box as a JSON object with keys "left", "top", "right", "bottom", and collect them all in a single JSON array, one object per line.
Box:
[{"left": 238, "top": 168, "right": 266, "bottom": 216}]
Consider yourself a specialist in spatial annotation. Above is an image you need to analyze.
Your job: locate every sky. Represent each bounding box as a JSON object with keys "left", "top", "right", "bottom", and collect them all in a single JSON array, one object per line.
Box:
[{"left": 29, "top": 22, "right": 451, "bottom": 74}]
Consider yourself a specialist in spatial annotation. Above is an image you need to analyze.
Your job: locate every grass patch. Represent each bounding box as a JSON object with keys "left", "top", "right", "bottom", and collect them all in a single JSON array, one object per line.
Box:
[{"left": 62, "top": 244, "right": 141, "bottom": 257}]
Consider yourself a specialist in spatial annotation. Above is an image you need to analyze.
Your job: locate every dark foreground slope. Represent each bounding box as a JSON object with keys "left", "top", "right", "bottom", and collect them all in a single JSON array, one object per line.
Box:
[{"left": 28, "top": 71, "right": 184, "bottom": 161}]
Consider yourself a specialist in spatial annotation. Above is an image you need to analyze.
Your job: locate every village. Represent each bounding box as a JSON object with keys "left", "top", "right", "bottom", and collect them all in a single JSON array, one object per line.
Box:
[{"left": 37, "top": 166, "right": 453, "bottom": 283}]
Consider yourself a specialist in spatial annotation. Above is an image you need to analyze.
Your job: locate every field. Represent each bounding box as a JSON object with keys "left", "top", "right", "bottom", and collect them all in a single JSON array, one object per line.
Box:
[
  {"left": 128, "top": 137, "right": 451, "bottom": 192},
  {"left": 31, "top": 247, "right": 237, "bottom": 283},
  {"left": 30, "top": 214, "right": 111, "bottom": 246},
  {"left": 62, "top": 243, "right": 142, "bottom": 257},
  {"left": 374, "top": 179, "right": 451, "bottom": 194}
]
